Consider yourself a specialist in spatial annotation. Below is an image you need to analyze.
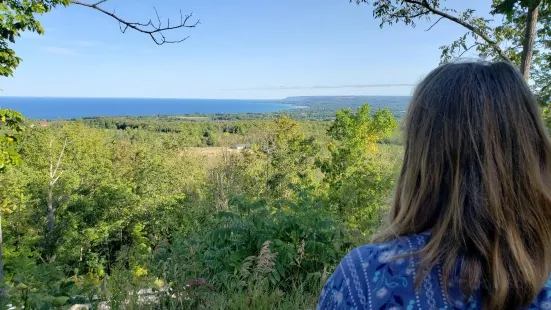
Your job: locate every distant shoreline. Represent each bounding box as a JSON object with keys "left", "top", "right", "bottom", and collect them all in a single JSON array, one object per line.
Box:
[
  {"left": 1, "top": 95, "right": 412, "bottom": 100},
  {"left": 1, "top": 96, "right": 410, "bottom": 120}
]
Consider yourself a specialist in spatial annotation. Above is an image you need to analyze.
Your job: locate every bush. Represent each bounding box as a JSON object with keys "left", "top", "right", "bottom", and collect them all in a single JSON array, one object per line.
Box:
[{"left": 148, "top": 187, "right": 352, "bottom": 308}]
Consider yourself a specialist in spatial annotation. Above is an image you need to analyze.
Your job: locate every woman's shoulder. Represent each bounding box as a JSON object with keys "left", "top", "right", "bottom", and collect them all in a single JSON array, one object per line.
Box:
[
  {"left": 317, "top": 233, "right": 430, "bottom": 310},
  {"left": 351, "top": 232, "right": 430, "bottom": 261},
  {"left": 319, "top": 233, "right": 551, "bottom": 310}
]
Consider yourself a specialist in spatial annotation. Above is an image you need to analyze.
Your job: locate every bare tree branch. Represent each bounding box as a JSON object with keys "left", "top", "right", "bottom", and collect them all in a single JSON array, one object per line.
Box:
[
  {"left": 70, "top": 0, "right": 200, "bottom": 45},
  {"left": 425, "top": 16, "right": 444, "bottom": 31},
  {"left": 50, "top": 138, "right": 67, "bottom": 186},
  {"left": 51, "top": 171, "right": 64, "bottom": 187},
  {"left": 403, "top": 0, "right": 511, "bottom": 62},
  {"left": 49, "top": 139, "right": 53, "bottom": 179},
  {"left": 457, "top": 43, "right": 480, "bottom": 58}
]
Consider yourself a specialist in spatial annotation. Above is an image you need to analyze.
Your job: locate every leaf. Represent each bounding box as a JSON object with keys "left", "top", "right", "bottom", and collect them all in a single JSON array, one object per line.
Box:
[
  {"left": 269, "top": 273, "right": 277, "bottom": 285},
  {"left": 272, "top": 269, "right": 281, "bottom": 282},
  {"left": 492, "top": 0, "right": 517, "bottom": 15},
  {"left": 317, "top": 220, "right": 332, "bottom": 229},
  {"left": 52, "top": 296, "right": 70, "bottom": 306},
  {"left": 216, "top": 211, "right": 237, "bottom": 219}
]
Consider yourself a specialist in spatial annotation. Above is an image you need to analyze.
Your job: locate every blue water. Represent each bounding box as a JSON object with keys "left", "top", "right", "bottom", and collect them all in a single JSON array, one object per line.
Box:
[{"left": 0, "top": 97, "right": 297, "bottom": 119}]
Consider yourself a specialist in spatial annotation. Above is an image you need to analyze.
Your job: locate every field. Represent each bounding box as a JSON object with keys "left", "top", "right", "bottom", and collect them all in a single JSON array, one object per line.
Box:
[{"left": 181, "top": 147, "right": 246, "bottom": 166}]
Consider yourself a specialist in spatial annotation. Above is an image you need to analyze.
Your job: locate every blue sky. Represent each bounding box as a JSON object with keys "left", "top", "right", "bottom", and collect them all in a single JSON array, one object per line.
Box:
[{"left": 1, "top": 0, "right": 491, "bottom": 99}]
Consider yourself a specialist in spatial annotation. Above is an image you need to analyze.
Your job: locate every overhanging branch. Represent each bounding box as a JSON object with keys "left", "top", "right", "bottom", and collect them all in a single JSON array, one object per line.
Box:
[
  {"left": 403, "top": 0, "right": 511, "bottom": 62},
  {"left": 70, "top": 0, "right": 199, "bottom": 45}
]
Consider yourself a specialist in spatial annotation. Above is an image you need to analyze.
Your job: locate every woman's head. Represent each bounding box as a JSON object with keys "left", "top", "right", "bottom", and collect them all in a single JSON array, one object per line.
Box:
[{"left": 377, "top": 61, "right": 551, "bottom": 309}]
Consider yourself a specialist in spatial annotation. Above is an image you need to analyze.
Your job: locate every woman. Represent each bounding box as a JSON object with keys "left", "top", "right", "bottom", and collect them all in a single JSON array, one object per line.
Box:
[{"left": 317, "top": 61, "right": 551, "bottom": 310}]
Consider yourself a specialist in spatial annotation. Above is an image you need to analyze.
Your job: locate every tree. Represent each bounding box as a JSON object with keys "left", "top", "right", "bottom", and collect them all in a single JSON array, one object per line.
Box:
[
  {"left": 264, "top": 116, "right": 320, "bottom": 200},
  {"left": 353, "top": 0, "right": 551, "bottom": 103},
  {"left": 0, "top": 108, "right": 22, "bottom": 300},
  {"left": 1, "top": 0, "right": 199, "bottom": 77},
  {"left": 319, "top": 104, "right": 399, "bottom": 235},
  {"left": 0, "top": 108, "right": 23, "bottom": 171},
  {"left": 45, "top": 137, "right": 67, "bottom": 262}
]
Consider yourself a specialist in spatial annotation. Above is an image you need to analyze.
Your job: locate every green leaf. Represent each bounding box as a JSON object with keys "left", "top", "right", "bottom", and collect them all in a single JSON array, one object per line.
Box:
[{"left": 52, "top": 296, "right": 70, "bottom": 306}]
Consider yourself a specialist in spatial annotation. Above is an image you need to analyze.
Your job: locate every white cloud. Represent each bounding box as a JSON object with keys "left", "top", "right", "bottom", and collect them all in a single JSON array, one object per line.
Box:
[
  {"left": 72, "top": 40, "right": 101, "bottom": 47},
  {"left": 42, "top": 46, "right": 78, "bottom": 56},
  {"left": 69, "top": 40, "right": 120, "bottom": 52}
]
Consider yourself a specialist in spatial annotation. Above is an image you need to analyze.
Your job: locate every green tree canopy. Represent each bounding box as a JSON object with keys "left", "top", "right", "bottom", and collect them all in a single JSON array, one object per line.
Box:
[
  {"left": 0, "top": 108, "right": 23, "bottom": 171},
  {"left": 1, "top": 0, "right": 70, "bottom": 76},
  {"left": 319, "top": 104, "right": 399, "bottom": 235}
]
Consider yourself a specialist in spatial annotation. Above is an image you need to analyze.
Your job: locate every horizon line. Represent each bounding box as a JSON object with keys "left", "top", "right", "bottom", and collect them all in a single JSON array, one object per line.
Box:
[
  {"left": 0, "top": 94, "right": 413, "bottom": 100},
  {"left": 224, "top": 84, "right": 416, "bottom": 91}
]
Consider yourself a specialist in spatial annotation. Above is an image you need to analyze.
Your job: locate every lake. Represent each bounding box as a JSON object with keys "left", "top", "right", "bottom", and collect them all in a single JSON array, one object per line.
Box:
[
  {"left": 0, "top": 96, "right": 411, "bottom": 119},
  {"left": 0, "top": 97, "right": 298, "bottom": 119}
]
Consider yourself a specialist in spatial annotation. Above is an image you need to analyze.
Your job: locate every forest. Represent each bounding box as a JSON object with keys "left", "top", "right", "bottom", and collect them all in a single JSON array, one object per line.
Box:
[
  {"left": 1, "top": 105, "right": 402, "bottom": 309},
  {"left": 3, "top": 0, "right": 551, "bottom": 308}
]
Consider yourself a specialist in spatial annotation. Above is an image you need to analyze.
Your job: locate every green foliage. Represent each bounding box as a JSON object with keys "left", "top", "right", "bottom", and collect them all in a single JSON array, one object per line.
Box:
[
  {"left": 207, "top": 148, "right": 266, "bottom": 209},
  {"left": 265, "top": 116, "right": 321, "bottom": 199},
  {"left": 320, "top": 104, "right": 400, "bottom": 235},
  {"left": 205, "top": 191, "right": 351, "bottom": 288},
  {"left": 0, "top": 109, "right": 405, "bottom": 307},
  {"left": 0, "top": 0, "right": 70, "bottom": 76},
  {"left": 489, "top": 0, "right": 551, "bottom": 104},
  {"left": 147, "top": 188, "right": 350, "bottom": 309},
  {"left": 7, "top": 259, "right": 83, "bottom": 309},
  {"left": 0, "top": 108, "right": 23, "bottom": 171},
  {"left": 0, "top": 1, "right": 415, "bottom": 307}
]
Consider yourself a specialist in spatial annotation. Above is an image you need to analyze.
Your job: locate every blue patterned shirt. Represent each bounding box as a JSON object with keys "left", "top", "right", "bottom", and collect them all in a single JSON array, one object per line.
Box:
[{"left": 317, "top": 233, "right": 551, "bottom": 310}]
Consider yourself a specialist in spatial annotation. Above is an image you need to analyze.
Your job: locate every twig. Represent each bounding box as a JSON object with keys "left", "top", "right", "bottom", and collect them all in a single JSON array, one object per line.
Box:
[
  {"left": 425, "top": 16, "right": 444, "bottom": 31},
  {"left": 458, "top": 42, "right": 480, "bottom": 58},
  {"left": 70, "top": 0, "right": 199, "bottom": 45}
]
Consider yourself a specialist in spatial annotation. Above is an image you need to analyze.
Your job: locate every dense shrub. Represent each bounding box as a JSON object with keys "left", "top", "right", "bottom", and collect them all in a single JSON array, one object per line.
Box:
[{"left": 143, "top": 187, "right": 351, "bottom": 308}]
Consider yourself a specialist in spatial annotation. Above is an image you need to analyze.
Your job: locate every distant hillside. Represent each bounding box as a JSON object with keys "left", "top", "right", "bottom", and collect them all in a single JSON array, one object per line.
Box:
[{"left": 281, "top": 96, "right": 411, "bottom": 120}]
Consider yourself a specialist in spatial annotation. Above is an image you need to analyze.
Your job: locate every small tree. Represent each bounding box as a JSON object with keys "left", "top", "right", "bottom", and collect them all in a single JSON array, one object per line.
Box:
[
  {"left": 0, "top": 108, "right": 23, "bottom": 300},
  {"left": 265, "top": 116, "right": 320, "bottom": 200},
  {"left": 319, "top": 104, "right": 399, "bottom": 235},
  {"left": 0, "top": 109, "right": 23, "bottom": 170}
]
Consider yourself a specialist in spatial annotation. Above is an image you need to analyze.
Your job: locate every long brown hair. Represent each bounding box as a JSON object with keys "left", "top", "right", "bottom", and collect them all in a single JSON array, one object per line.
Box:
[{"left": 375, "top": 61, "right": 551, "bottom": 309}]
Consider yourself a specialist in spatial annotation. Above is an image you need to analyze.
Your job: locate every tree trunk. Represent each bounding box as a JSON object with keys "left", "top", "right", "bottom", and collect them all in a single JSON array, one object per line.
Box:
[
  {"left": 45, "top": 138, "right": 66, "bottom": 263},
  {"left": 0, "top": 212, "right": 6, "bottom": 300},
  {"left": 520, "top": 2, "right": 541, "bottom": 80},
  {"left": 265, "top": 157, "right": 270, "bottom": 199},
  {"left": 47, "top": 186, "right": 55, "bottom": 234},
  {"left": 46, "top": 186, "right": 57, "bottom": 263}
]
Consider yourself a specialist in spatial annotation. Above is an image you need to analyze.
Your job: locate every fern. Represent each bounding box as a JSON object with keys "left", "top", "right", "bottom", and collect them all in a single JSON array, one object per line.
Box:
[
  {"left": 240, "top": 255, "right": 256, "bottom": 280},
  {"left": 254, "top": 241, "right": 277, "bottom": 276}
]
